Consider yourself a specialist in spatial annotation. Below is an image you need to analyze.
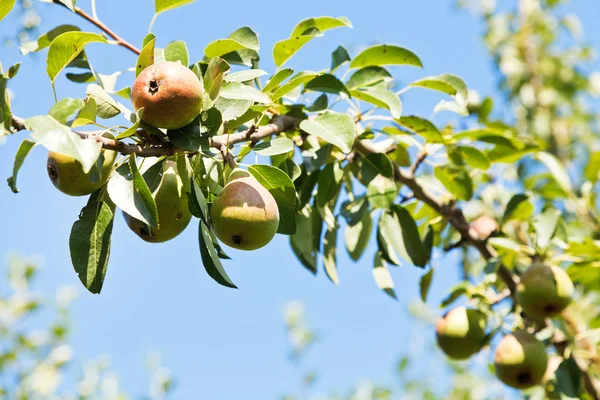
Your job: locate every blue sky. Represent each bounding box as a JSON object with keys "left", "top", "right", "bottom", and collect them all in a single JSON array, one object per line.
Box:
[{"left": 1, "top": 0, "right": 600, "bottom": 398}]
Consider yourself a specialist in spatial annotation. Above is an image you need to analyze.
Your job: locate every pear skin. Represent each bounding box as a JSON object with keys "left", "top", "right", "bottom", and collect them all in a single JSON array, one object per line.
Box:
[
  {"left": 435, "top": 306, "right": 487, "bottom": 360},
  {"left": 47, "top": 149, "right": 116, "bottom": 196},
  {"left": 494, "top": 331, "right": 548, "bottom": 389},
  {"left": 517, "top": 262, "right": 573, "bottom": 319}
]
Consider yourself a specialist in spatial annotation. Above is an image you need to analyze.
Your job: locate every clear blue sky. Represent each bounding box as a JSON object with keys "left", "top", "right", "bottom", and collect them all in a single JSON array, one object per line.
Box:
[{"left": 1, "top": 0, "right": 600, "bottom": 398}]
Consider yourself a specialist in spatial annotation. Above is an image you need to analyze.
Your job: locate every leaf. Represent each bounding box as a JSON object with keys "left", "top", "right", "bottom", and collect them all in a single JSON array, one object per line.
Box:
[
  {"left": 0, "top": 0, "right": 16, "bottom": 23},
  {"left": 323, "top": 226, "right": 339, "bottom": 284},
  {"left": 306, "top": 94, "right": 328, "bottom": 112},
  {"left": 47, "top": 32, "right": 107, "bottom": 83},
  {"left": 85, "top": 84, "right": 122, "bottom": 119},
  {"left": 361, "top": 153, "right": 394, "bottom": 183},
  {"left": 350, "top": 44, "right": 422, "bottom": 69},
  {"left": 69, "top": 195, "right": 115, "bottom": 294},
  {"left": 155, "top": 0, "right": 195, "bottom": 13},
  {"left": 7, "top": 139, "right": 36, "bottom": 193},
  {"left": 214, "top": 97, "right": 252, "bottom": 122},
  {"left": 20, "top": 24, "right": 80, "bottom": 55},
  {"left": 304, "top": 74, "right": 350, "bottom": 96},
  {"left": 263, "top": 68, "right": 294, "bottom": 93},
  {"left": 367, "top": 175, "right": 397, "bottom": 209},
  {"left": 224, "top": 69, "right": 267, "bottom": 83},
  {"left": 351, "top": 89, "right": 402, "bottom": 119},
  {"left": 410, "top": 74, "right": 468, "bottom": 106},
  {"left": 219, "top": 81, "right": 271, "bottom": 104},
  {"left": 204, "top": 57, "right": 230, "bottom": 101},
  {"left": 204, "top": 27, "right": 260, "bottom": 58},
  {"left": 434, "top": 165, "right": 473, "bottom": 201},
  {"left": 273, "top": 31, "right": 323, "bottom": 68},
  {"left": 345, "top": 206, "right": 371, "bottom": 261},
  {"left": 48, "top": 98, "right": 84, "bottom": 125},
  {"left": 248, "top": 164, "right": 297, "bottom": 235},
  {"left": 317, "top": 162, "right": 343, "bottom": 207},
  {"left": 331, "top": 45, "right": 351, "bottom": 72},
  {"left": 199, "top": 221, "right": 237, "bottom": 288},
  {"left": 396, "top": 116, "right": 444, "bottom": 143},
  {"left": 536, "top": 152, "right": 573, "bottom": 195},
  {"left": 164, "top": 40, "right": 189, "bottom": 65},
  {"left": 503, "top": 194, "right": 533, "bottom": 223},
  {"left": 136, "top": 34, "right": 155, "bottom": 76},
  {"left": 555, "top": 357, "right": 581, "bottom": 398},
  {"left": 290, "top": 205, "right": 318, "bottom": 274},
  {"left": 373, "top": 253, "right": 396, "bottom": 299},
  {"left": 299, "top": 111, "right": 355, "bottom": 153},
  {"left": 26, "top": 115, "right": 102, "bottom": 173},
  {"left": 419, "top": 269, "right": 434, "bottom": 302},
  {"left": 72, "top": 98, "right": 97, "bottom": 127},
  {"left": 290, "top": 16, "right": 352, "bottom": 37},
  {"left": 107, "top": 157, "right": 159, "bottom": 228},
  {"left": 533, "top": 208, "right": 561, "bottom": 249},
  {"left": 394, "top": 206, "right": 428, "bottom": 268},
  {"left": 346, "top": 66, "right": 392, "bottom": 90},
  {"left": 271, "top": 71, "right": 319, "bottom": 101},
  {"left": 254, "top": 137, "right": 294, "bottom": 156},
  {"left": 459, "top": 146, "right": 490, "bottom": 169}
]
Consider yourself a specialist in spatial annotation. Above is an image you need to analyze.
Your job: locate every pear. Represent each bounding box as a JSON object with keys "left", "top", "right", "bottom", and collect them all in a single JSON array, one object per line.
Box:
[
  {"left": 517, "top": 262, "right": 573, "bottom": 319},
  {"left": 210, "top": 168, "right": 279, "bottom": 250},
  {"left": 131, "top": 61, "right": 203, "bottom": 129},
  {"left": 435, "top": 306, "right": 487, "bottom": 360},
  {"left": 494, "top": 331, "right": 548, "bottom": 389},
  {"left": 47, "top": 148, "right": 116, "bottom": 196},
  {"left": 123, "top": 159, "right": 191, "bottom": 243}
]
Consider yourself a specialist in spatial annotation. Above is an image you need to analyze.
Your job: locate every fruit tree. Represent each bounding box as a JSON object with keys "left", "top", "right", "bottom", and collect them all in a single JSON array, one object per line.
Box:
[{"left": 2, "top": 0, "right": 600, "bottom": 397}]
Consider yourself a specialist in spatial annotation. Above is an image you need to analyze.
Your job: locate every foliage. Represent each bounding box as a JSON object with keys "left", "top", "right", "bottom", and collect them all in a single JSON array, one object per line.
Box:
[{"left": 1, "top": 0, "right": 600, "bottom": 397}]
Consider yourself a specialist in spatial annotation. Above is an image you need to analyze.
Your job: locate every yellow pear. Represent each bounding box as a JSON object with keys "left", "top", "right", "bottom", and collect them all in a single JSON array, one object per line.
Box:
[
  {"left": 435, "top": 306, "right": 487, "bottom": 360},
  {"left": 47, "top": 148, "right": 116, "bottom": 196},
  {"left": 210, "top": 168, "right": 279, "bottom": 250},
  {"left": 494, "top": 331, "right": 548, "bottom": 389},
  {"left": 517, "top": 262, "right": 573, "bottom": 319},
  {"left": 123, "top": 159, "right": 191, "bottom": 243}
]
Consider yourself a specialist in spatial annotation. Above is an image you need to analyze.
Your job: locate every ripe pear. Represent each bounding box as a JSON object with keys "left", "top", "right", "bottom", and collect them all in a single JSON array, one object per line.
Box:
[
  {"left": 494, "top": 331, "right": 548, "bottom": 389},
  {"left": 47, "top": 148, "right": 116, "bottom": 196},
  {"left": 131, "top": 61, "right": 203, "bottom": 129},
  {"left": 123, "top": 159, "right": 191, "bottom": 243},
  {"left": 210, "top": 168, "right": 279, "bottom": 251},
  {"left": 517, "top": 262, "right": 574, "bottom": 319},
  {"left": 435, "top": 306, "right": 487, "bottom": 360}
]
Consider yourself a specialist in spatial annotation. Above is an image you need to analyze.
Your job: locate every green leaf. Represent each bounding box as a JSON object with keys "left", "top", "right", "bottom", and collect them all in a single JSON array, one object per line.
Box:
[
  {"left": 410, "top": 74, "right": 468, "bottom": 106},
  {"left": 373, "top": 253, "right": 396, "bottom": 299},
  {"left": 85, "top": 84, "right": 122, "bottom": 119},
  {"left": 71, "top": 98, "right": 97, "bottom": 127},
  {"left": 136, "top": 34, "right": 155, "bottom": 77},
  {"left": 70, "top": 195, "right": 115, "bottom": 294},
  {"left": 396, "top": 116, "right": 444, "bottom": 143},
  {"left": 199, "top": 221, "right": 237, "bottom": 288},
  {"left": 290, "top": 205, "right": 318, "bottom": 274},
  {"left": 49, "top": 98, "right": 84, "bottom": 124},
  {"left": 361, "top": 153, "right": 394, "bottom": 183},
  {"left": 204, "top": 57, "right": 230, "bottom": 101},
  {"left": 503, "top": 194, "right": 533, "bottom": 223},
  {"left": 434, "top": 165, "right": 473, "bottom": 201},
  {"left": 26, "top": 115, "right": 102, "bottom": 173},
  {"left": 271, "top": 71, "right": 319, "bottom": 101},
  {"left": 536, "top": 152, "right": 573, "bottom": 195},
  {"left": 331, "top": 45, "right": 351, "bottom": 72},
  {"left": 7, "top": 139, "right": 36, "bottom": 193},
  {"left": 346, "top": 66, "right": 392, "bottom": 90},
  {"left": 0, "top": 0, "right": 16, "bottom": 23},
  {"left": 273, "top": 31, "right": 323, "bottom": 68},
  {"left": 304, "top": 74, "right": 350, "bottom": 96},
  {"left": 533, "top": 208, "right": 561, "bottom": 249},
  {"left": 164, "top": 40, "right": 189, "bottom": 66},
  {"left": 299, "top": 111, "right": 355, "bottom": 153},
  {"left": 155, "top": 0, "right": 195, "bottom": 13},
  {"left": 219, "top": 81, "right": 271, "bottom": 104},
  {"left": 107, "top": 156, "right": 159, "bottom": 228},
  {"left": 367, "top": 175, "right": 397, "bottom": 209},
  {"left": 459, "top": 146, "right": 490, "bottom": 169},
  {"left": 306, "top": 94, "right": 328, "bottom": 112},
  {"left": 419, "top": 268, "right": 434, "bottom": 302},
  {"left": 377, "top": 215, "right": 401, "bottom": 265},
  {"left": 254, "top": 137, "right": 294, "bottom": 156},
  {"left": 20, "top": 25, "right": 80, "bottom": 55},
  {"left": 350, "top": 89, "right": 402, "bottom": 119},
  {"left": 224, "top": 69, "right": 267, "bottom": 83},
  {"left": 317, "top": 162, "right": 343, "bottom": 207},
  {"left": 350, "top": 44, "right": 422, "bottom": 69},
  {"left": 323, "top": 226, "right": 339, "bottom": 284},
  {"left": 290, "top": 16, "right": 352, "bottom": 37},
  {"left": 214, "top": 97, "right": 252, "bottom": 121},
  {"left": 345, "top": 205, "right": 371, "bottom": 261},
  {"left": 586, "top": 151, "right": 600, "bottom": 182},
  {"left": 116, "top": 108, "right": 144, "bottom": 139},
  {"left": 248, "top": 164, "right": 297, "bottom": 235},
  {"left": 263, "top": 68, "right": 294, "bottom": 93},
  {"left": 204, "top": 27, "right": 260, "bottom": 58},
  {"left": 394, "top": 205, "right": 428, "bottom": 268},
  {"left": 555, "top": 357, "right": 581, "bottom": 398},
  {"left": 47, "top": 32, "right": 107, "bottom": 83}
]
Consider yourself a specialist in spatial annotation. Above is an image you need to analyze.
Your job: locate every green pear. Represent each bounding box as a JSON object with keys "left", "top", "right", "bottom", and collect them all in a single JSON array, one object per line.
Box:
[
  {"left": 131, "top": 61, "right": 203, "bottom": 129},
  {"left": 123, "top": 159, "right": 191, "bottom": 243},
  {"left": 494, "top": 331, "right": 548, "bottom": 389},
  {"left": 435, "top": 306, "right": 487, "bottom": 360},
  {"left": 47, "top": 148, "right": 116, "bottom": 197},
  {"left": 210, "top": 168, "right": 279, "bottom": 250},
  {"left": 517, "top": 262, "right": 574, "bottom": 319}
]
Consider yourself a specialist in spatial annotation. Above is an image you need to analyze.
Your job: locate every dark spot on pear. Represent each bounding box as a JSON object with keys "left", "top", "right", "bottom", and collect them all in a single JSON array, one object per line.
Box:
[
  {"left": 544, "top": 303, "right": 557, "bottom": 314},
  {"left": 516, "top": 371, "right": 532, "bottom": 385},
  {"left": 48, "top": 164, "right": 58, "bottom": 180},
  {"left": 148, "top": 79, "right": 159, "bottom": 94},
  {"left": 176, "top": 212, "right": 183, "bottom": 220},
  {"left": 139, "top": 226, "right": 150, "bottom": 237},
  {"left": 232, "top": 235, "right": 243, "bottom": 245}
]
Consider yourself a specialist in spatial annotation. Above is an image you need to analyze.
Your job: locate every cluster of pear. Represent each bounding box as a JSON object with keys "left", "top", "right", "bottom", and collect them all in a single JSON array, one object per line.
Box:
[
  {"left": 46, "top": 61, "right": 279, "bottom": 249},
  {"left": 435, "top": 261, "right": 574, "bottom": 390}
]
